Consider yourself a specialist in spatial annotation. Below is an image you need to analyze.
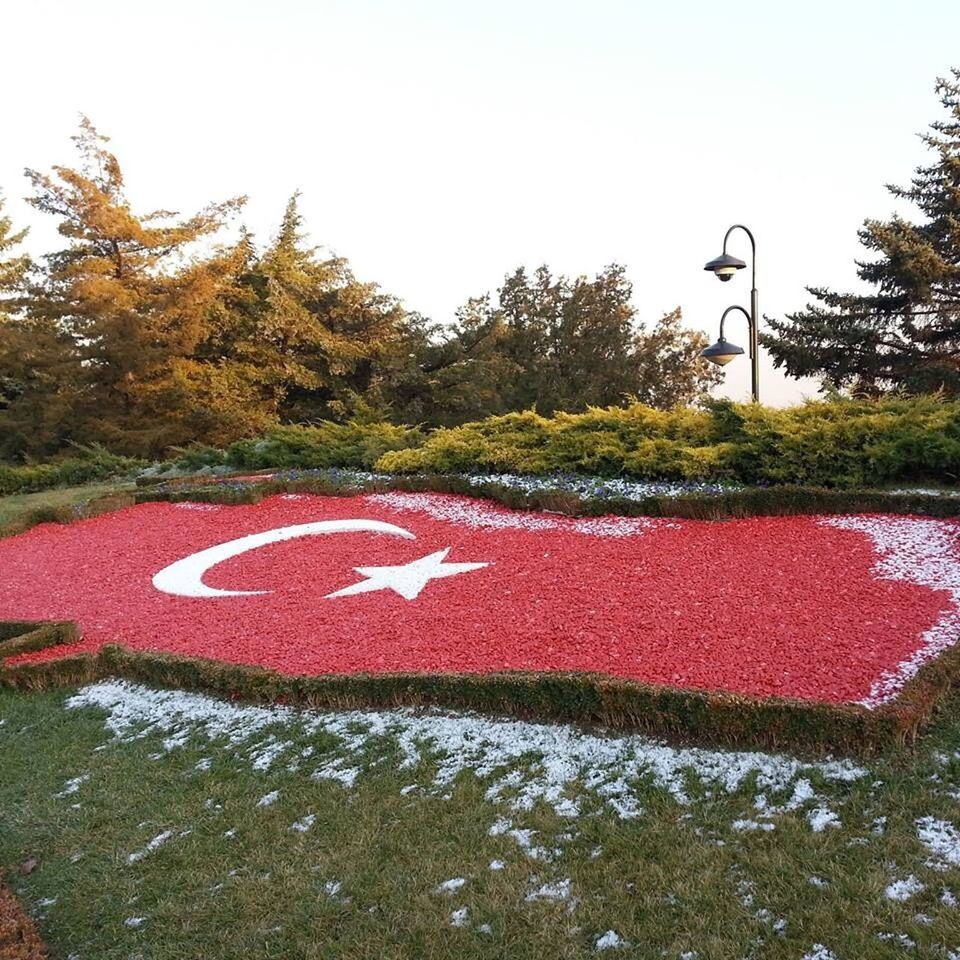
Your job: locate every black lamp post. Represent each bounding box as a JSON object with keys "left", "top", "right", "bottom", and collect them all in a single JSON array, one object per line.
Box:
[{"left": 701, "top": 224, "right": 759, "bottom": 402}]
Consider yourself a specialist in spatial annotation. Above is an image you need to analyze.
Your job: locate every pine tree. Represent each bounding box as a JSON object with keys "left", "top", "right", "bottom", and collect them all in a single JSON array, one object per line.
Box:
[
  {"left": 6, "top": 118, "right": 261, "bottom": 456},
  {"left": 0, "top": 194, "right": 35, "bottom": 420},
  {"left": 388, "top": 265, "right": 719, "bottom": 425},
  {"left": 762, "top": 69, "right": 960, "bottom": 395},
  {"left": 243, "top": 193, "right": 412, "bottom": 422}
]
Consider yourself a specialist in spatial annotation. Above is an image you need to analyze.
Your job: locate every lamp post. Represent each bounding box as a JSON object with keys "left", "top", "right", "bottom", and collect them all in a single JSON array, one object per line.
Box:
[{"left": 701, "top": 224, "right": 759, "bottom": 403}]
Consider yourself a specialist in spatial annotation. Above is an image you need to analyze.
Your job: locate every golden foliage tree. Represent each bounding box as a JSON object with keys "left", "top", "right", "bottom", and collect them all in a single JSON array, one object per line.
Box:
[{"left": 4, "top": 119, "right": 277, "bottom": 456}]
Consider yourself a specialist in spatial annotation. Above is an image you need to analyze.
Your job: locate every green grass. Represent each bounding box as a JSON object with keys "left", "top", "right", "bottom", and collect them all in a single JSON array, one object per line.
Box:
[
  {"left": 2, "top": 683, "right": 960, "bottom": 959},
  {"left": 0, "top": 482, "right": 131, "bottom": 534}
]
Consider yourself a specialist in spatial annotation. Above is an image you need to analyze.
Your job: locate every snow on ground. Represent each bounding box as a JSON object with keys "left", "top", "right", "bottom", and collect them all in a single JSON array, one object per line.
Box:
[
  {"left": 821, "top": 516, "right": 960, "bottom": 708},
  {"left": 67, "top": 681, "right": 866, "bottom": 818},
  {"left": 885, "top": 875, "right": 925, "bottom": 901},
  {"left": 917, "top": 817, "right": 960, "bottom": 869}
]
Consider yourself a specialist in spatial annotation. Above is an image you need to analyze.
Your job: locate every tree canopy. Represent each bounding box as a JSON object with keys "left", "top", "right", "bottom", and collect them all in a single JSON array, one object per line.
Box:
[
  {"left": 0, "top": 120, "right": 723, "bottom": 461},
  {"left": 762, "top": 69, "right": 960, "bottom": 396}
]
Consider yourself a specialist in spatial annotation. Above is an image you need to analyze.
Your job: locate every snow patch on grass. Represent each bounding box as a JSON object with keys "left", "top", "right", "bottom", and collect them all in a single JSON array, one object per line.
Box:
[
  {"left": 126, "top": 830, "right": 173, "bottom": 864},
  {"left": 885, "top": 875, "right": 924, "bottom": 901},
  {"left": 68, "top": 681, "right": 866, "bottom": 821},
  {"left": 917, "top": 816, "right": 960, "bottom": 869},
  {"left": 595, "top": 929, "right": 629, "bottom": 950}
]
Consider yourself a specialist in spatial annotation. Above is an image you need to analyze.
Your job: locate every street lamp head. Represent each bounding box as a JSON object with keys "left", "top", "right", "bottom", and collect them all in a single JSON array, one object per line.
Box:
[
  {"left": 704, "top": 252, "right": 747, "bottom": 282},
  {"left": 701, "top": 337, "right": 745, "bottom": 366}
]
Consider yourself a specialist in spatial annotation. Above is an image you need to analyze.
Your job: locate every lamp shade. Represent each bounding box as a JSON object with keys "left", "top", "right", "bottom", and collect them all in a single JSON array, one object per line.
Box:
[
  {"left": 701, "top": 337, "right": 745, "bottom": 366},
  {"left": 704, "top": 252, "right": 747, "bottom": 281}
]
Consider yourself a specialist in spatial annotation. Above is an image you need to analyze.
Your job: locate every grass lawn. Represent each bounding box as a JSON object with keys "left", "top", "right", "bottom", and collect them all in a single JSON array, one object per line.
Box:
[
  {"left": 0, "top": 483, "right": 131, "bottom": 534},
  {"left": 1, "top": 680, "right": 960, "bottom": 960}
]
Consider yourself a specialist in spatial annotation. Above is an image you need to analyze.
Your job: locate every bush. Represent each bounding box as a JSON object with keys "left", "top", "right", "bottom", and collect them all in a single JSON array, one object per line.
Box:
[
  {"left": 0, "top": 446, "right": 141, "bottom": 497},
  {"left": 224, "top": 421, "right": 423, "bottom": 471},
  {"left": 376, "top": 398, "right": 960, "bottom": 488}
]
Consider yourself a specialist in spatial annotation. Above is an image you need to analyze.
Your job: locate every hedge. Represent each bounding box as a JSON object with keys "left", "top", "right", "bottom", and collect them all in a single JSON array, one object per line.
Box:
[
  {"left": 374, "top": 398, "right": 960, "bottom": 488},
  {"left": 0, "top": 447, "right": 140, "bottom": 497}
]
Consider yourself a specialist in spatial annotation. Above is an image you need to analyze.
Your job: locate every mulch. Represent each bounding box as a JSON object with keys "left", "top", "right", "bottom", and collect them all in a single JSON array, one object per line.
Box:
[{"left": 0, "top": 875, "right": 47, "bottom": 960}]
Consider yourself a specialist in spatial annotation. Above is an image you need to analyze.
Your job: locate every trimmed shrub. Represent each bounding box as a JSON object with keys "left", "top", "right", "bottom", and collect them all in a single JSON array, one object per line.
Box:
[
  {"left": 224, "top": 422, "right": 423, "bottom": 471},
  {"left": 376, "top": 398, "right": 960, "bottom": 488},
  {"left": 0, "top": 447, "right": 141, "bottom": 497}
]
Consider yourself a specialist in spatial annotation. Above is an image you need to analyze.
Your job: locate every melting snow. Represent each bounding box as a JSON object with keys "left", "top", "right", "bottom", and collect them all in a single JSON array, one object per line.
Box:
[
  {"left": 801, "top": 947, "right": 839, "bottom": 960},
  {"left": 67, "top": 682, "right": 866, "bottom": 819},
  {"left": 450, "top": 906, "right": 470, "bottom": 927},
  {"left": 808, "top": 807, "right": 841, "bottom": 833},
  {"left": 55, "top": 775, "right": 89, "bottom": 798},
  {"left": 525, "top": 878, "right": 572, "bottom": 902},
  {"left": 256, "top": 790, "right": 280, "bottom": 808},
  {"left": 821, "top": 516, "right": 960, "bottom": 707},
  {"left": 435, "top": 877, "right": 467, "bottom": 894},
  {"left": 126, "top": 830, "right": 173, "bottom": 864},
  {"left": 917, "top": 816, "right": 960, "bottom": 869},
  {"left": 595, "top": 930, "right": 628, "bottom": 950},
  {"left": 290, "top": 814, "right": 316, "bottom": 833},
  {"left": 885, "top": 875, "right": 925, "bottom": 901}
]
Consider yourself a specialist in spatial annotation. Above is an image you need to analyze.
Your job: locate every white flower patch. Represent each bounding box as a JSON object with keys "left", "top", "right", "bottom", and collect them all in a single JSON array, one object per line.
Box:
[
  {"left": 126, "top": 830, "right": 173, "bottom": 864},
  {"left": 364, "top": 492, "right": 676, "bottom": 538},
  {"left": 917, "top": 816, "right": 960, "bottom": 869},
  {"left": 68, "top": 681, "right": 865, "bottom": 822},
  {"left": 885, "top": 875, "right": 925, "bottom": 901},
  {"left": 820, "top": 516, "right": 960, "bottom": 707}
]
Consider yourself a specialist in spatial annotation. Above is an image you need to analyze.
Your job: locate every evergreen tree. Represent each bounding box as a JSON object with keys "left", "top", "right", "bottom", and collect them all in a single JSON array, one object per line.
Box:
[
  {"left": 762, "top": 69, "right": 960, "bottom": 395},
  {"left": 0, "top": 195, "right": 34, "bottom": 415},
  {"left": 388, "top": 265, "right": 719, "bottom": 425},
  {"left": 2, "top": 118, "right": 263, "bottom": 457},
  {"left": 243, "top": 193, "right": 413, "bottom": 422}
]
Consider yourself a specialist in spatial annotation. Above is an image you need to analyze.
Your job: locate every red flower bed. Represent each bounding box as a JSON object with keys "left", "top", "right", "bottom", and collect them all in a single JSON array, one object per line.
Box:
[{"left": 1, "top": 492, "right": 958, "bottom": 706}]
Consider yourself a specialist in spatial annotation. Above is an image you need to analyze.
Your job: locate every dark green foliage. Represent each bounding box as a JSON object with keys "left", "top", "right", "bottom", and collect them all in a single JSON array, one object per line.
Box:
[
  {"left": 389, "top": 266, "right": 720, "bottom": 427},
  {"left": 225, "top": 421, "right": 423, "bottom": 470},
  {"left": 762, "top": 69, "right": 960, "bottom": 395},
  {"left": 0, "top": 447, "right": 140, "bottom": 497}
]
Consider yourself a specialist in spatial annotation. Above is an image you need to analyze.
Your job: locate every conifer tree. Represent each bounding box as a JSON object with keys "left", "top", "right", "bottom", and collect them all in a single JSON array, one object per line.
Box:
[
  {"left": 762, "top": 69, "right": 960, "bottom": 395},
  {"left": 5, "top": 118, "right": 262, "bottom": 456}
]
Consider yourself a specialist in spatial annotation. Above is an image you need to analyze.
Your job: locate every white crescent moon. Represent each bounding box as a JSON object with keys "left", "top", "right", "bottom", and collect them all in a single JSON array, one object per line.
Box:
[{"left": 152, "top": 520, "right": 416, "bottom": 598}]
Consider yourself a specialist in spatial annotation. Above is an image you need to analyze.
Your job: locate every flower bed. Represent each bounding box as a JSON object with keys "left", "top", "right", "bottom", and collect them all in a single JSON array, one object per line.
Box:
[{"left": 2, "top": 491, "right": 960, "bottom": 750}]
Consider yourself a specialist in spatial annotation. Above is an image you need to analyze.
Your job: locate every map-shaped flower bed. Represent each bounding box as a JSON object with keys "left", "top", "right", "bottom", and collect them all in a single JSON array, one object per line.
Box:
[{"left": 2, "top": 491, "right": 959, "bottom": 712}]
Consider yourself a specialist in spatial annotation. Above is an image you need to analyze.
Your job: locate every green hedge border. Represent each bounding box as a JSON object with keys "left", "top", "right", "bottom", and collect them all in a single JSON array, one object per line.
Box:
[
  {"left": 2, "top": 629, "right": 958, "bottom": 756},
  {"left": 2, "top": 478, "right": 960, "bottom": 755}
]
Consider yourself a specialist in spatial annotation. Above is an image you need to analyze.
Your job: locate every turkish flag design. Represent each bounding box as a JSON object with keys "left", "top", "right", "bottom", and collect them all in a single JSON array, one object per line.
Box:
[{"left": 1, "top": 492, "right": 958, "bottom": 706}]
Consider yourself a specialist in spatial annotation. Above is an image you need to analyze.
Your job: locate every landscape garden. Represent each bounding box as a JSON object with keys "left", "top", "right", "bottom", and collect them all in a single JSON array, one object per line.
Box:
[{"left": 1, "top": 60, "right": 960, "bottom": 960}]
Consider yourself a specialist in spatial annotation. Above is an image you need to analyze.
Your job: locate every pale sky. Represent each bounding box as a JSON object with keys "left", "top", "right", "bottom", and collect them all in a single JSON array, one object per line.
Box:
[{"left": 4, "top": 0, "right": 959, "bottom": 405}]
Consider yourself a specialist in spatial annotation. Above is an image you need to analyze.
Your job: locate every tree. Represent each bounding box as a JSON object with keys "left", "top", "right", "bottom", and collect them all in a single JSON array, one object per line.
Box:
[
  {"left": 391, "top": 264, "right": 719, "bottom": 424},
  {"left": 0, "top": 118, "right": 262, "bottom": 457},
  {"left": 762, "top": 69, "right": 960, "bottom": 395},
  {"left": 240, "top": 193, "right": 415, "bottom": 423},
  {"left": 0, "top": 194, "right": 33, "bottom": 413}
]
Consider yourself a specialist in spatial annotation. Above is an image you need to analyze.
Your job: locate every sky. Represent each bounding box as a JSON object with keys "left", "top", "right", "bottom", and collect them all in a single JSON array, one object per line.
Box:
[{"left": 3, "top": 0, "right": 959, "bottom": 405}]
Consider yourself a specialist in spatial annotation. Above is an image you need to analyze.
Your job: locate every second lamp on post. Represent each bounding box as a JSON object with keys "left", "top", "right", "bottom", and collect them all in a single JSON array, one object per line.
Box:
[{"left": 701, "top": 224, "right": 759, "bottom": 402}]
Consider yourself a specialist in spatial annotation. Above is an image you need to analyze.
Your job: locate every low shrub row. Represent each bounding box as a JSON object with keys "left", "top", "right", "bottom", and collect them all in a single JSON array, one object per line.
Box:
[
  {"left": 0, "top": 447, "right": 141, "bottom": 497},
  {"left": 4, "top": 397, "right": 960, "bottom": 494},
  {"left": 375, "top": 398, "right": 960, "bottom": 488}
]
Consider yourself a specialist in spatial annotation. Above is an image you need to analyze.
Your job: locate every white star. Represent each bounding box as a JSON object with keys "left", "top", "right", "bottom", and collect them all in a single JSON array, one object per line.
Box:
[{"left": 325, "top": 548, "right": 489, "bottom": 601}]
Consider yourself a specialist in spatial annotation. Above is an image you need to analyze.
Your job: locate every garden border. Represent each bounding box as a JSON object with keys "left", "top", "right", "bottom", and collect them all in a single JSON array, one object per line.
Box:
[{"left": 2, "top": 477, "right": 960, "bottom": 756}]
